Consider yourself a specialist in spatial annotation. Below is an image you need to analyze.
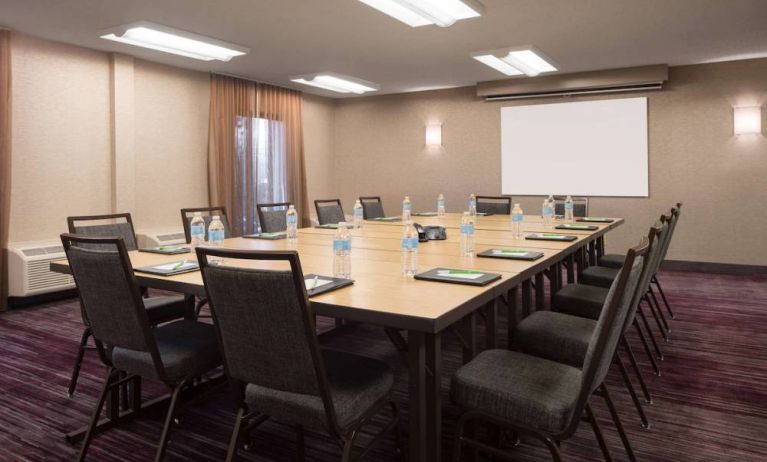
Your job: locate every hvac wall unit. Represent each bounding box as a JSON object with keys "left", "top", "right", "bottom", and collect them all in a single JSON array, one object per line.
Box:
[
  {"left": 136, "top": 229, "right": 187, "bottom": 248},
  {"left": 8, "top": 240, "right": 75, "bottom": 297}
]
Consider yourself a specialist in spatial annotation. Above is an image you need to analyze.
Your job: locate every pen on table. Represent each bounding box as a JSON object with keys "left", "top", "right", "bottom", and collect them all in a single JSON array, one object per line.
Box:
[
  {"left": 309, "top": 275, "right": 319, "bottom": 290},
  {"left": 172, "top": 260, "right": 186, "bottom": 270}
]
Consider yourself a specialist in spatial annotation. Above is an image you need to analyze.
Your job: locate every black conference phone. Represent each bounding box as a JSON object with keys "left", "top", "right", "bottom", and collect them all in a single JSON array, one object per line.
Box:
[{"left": 413, "top": 223, "right": 447, "bottom": 242}]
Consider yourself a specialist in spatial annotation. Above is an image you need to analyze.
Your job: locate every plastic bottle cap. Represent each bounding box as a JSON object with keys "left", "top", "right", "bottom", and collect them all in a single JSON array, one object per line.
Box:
[{"left": 212, "top": 215, "right": 219, "bottom": 219}]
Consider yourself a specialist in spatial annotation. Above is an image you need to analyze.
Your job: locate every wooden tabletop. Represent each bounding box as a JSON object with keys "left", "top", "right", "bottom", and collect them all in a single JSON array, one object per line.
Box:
[{"left": 51, "top": 213, "right": 622, "bottom": 333}]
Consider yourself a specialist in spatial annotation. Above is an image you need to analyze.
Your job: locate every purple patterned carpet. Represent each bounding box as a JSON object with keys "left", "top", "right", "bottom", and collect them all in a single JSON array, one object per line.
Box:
[{"left": 1, "top": 270, "right": 767, "bottom": 461}]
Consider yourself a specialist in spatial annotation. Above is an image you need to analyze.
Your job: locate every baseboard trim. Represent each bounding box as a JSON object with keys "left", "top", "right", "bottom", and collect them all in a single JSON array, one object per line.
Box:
[
  {"left": 662, "top": 260, "right": 767, "bottom": 275},
  {"left": 7, "top": 289, "right": 79, "bottom": 309}
]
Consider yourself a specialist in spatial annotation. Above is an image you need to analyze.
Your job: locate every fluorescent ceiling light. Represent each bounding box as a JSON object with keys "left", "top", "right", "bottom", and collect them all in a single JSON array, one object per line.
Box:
[
  {"left": 291, "top": 73, "right": 379, "bottom": 94},
  {"left": 100, "top": 21, "right": 249, "bottom": 62},
  {"left": 358, "top": 0, "right": 484, "bottom": 27},
  {"left": 472, "top": 46, "right": 557, "bottom": 77}
]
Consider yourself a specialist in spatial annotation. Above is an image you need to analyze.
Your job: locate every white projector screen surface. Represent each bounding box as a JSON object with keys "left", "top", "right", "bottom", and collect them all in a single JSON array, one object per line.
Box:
[{"left": 501, "top": 97, "right": 648, "bottom": 197}]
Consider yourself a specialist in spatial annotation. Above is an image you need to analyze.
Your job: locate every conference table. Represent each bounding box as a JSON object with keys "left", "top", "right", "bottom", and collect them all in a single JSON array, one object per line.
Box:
[{"left": 51, "top": 212, "right": 622, "bottom": 462}]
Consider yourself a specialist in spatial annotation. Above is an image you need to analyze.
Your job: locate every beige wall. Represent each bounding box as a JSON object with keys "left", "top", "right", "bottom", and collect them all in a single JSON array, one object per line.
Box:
[
  {"left": 333, "top": 59, "right": 767, "bottom": 265},
  {"left": 9, "top": 33, "right": 211, "bottom": 241},
  {"left": 302, "top": 94, "right": 336, "bottom": 207}
]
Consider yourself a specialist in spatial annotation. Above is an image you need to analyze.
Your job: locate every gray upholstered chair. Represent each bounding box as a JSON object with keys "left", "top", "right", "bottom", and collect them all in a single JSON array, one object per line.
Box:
[
  {"left": 65, "top": 213, "right": 189, "bottom": 398},
  {"left": 601, "top": 203, "right": 682, "bottom": 320},
  {"left": 61, "top": 234, "right": 221, "bottom": 462},
  {"left": 314, "top": 199, "right": 345, "bottom": 225},
  {"left": 553, "top": 196, "right": 589, "bottom": 217},
  {"left": 180, "top": 206, "right": 231, "bottom": 242},
  {"left": 513, "top": 225, "right": 660, "bottom": 431},
  {"left": 196, "top": 247, "right": 401, "bottom": 462},
  {"left": 451, "top": 238, "right": 647, "bottom": 462},
  {"left": 256, "top": 202, "right": 291, "bottom": 233},
  {"left": 476, "top": 195, "right": 512, "bottom": 215},
  {"left": 359, "top": 196, "right": 386, "bottom": 219}
]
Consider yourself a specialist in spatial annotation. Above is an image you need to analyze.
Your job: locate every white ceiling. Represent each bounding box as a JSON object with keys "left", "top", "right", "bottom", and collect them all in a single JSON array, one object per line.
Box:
[{"left": 2, "top": 0, "right": 766, "bottom": 98}]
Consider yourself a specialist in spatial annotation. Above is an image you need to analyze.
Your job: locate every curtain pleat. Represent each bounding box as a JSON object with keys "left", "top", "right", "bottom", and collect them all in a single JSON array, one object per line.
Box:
[
  {"left": 0, "top": 30, "right": 11, "bottom": 311},
  {"left": 208, "top": 74, "right": 309, "bottom": 236}
]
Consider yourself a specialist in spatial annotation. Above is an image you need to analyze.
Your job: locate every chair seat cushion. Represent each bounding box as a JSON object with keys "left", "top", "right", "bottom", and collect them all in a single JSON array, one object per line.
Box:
[
  {"left": 245, "top": 348, "right": 393, "bottom": 431},
  {"left": 451, "top": 349, "right": 581, "bottom": 434},
  {"left": 112, "top": 320, "right": 221, "bottom": 382},
  {"left": 513, "top": 311, "right": 596, "bottom": 368},
  {"left": 579, "top": 266, "right": 620, "bottom": 289},
  {"left": 599, "top": 254, "right": 625, "bottom": 269},
  {"left": 143, "top": 296, "right": 187, "bottom": 325},
  {"left": 552, "top": 284, "right": 608, "bottom": 320}
]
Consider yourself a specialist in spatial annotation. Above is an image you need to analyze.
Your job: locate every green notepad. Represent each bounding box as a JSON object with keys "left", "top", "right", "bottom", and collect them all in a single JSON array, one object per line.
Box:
[
  {"left": 243, "top": 232, "right": 287, "bottom": 240},
  {"left": 577, "top": 217, "right": 615, "bottom": 223},
  {"left": 525, "top": 233, "right": 578, "bottom": 242},
  {"left": 414, "top": 267, "right": 501, "bottom": 286},
  {"left": 556, "top": 224, "right": 598, "bottom": 231},
  {"left": 478, "top": 249, "right": 544, "bottom": 261}
]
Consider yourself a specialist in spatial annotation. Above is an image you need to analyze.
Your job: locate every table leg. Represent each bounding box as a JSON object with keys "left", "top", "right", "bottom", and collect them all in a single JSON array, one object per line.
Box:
[
  {"left": 597, "top": 236, "right": 605, "bottom": 261},
  {"left": 426, "top": 333, "right": 442, "bottom": 462},
  {"left": 577, "top": 247, "right": 586, "bottom": 278},
  {"left": 522, "top": 279, "right": 532, "bottom": 318},
  {"left": 588, "top": 241, "right": 597, "bottom": 266},
  {"left": 535, "top": 272, "right": 545, "bottom": 311},
  {"left": 408, "top": 331, "right": 427, "bottom": 462},
  {"left": 566, "top": 253, "right": 575, "bottom": 284},
  {"left": 507, "top": 286, "right": 519, "bottom": 348},
  {"left": 460, "top": 312, "right": 478, "bottom": 364},
  {"left": 485, "top": 300, "right": 498, "bottom": 349}
]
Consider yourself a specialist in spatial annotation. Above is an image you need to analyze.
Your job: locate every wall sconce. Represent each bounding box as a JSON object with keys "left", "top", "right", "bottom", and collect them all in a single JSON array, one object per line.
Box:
[
  {"left": 734, "top": 106, "right": 762, "bottom": 135},
  {"left": 425, "top": 123, "right": 443, "bottom": 147}
]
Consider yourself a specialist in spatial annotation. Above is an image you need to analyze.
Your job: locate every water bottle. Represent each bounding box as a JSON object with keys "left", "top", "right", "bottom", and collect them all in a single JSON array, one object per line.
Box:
[
  {"left": 547, "top": 194, "right": 556, "bottom": 219},
  {"left": 332, "top": 223, "right": 352, "bottom": 279},
  {"left": 353, "top": 200, "right": 364, "bottom": 229},
  {"left": 542, "top": 198, "right": 554, "bottom": 229},
  {"left": 189, "top": 212, "right": 206, "bottom": 250},
  {"left": 207, "top": 215, "right": 226, "bottom": 265},
  {"left": 401, "top": 221, "right": 419, "bottom": 276},
  {"left": 286, "top": 205, "right": 298, "bottom": 240},
  {"left": 402, "top": 196, "right": 412, "bottom": 221},
  {"left": 511, "top": 203, "right": 524, "bottom": 239},
  {"left": 564, "top": 195, "right": 574, "bottom": 222},
  {"left": 460, "top": 212, "right": 475, "bottom": 257},
  {"left": 437, "top": 193, "right": 446, "bottom": 217},
  {"left": 468, "top": 193, "right": 477, "bottom": 218}
]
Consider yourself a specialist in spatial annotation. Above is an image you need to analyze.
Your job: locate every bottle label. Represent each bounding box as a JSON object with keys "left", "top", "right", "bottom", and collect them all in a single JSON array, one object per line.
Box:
[
  {"left": 543, "top": 207, "right": 554, "bottom": 216},
  {"left": 286, "top": 215, "right": 297, "bottom": 225},
  {"left": 402, "top": 203, "right": 411, "bottom": 211},
  {"left": 437, "top": 200, "right": 445, "bottom": 208},
  {"left": 191, "top": 224, "right": 205, "bottom": 237},
  {"left": 565, "top": 203, "right": 574, "bottom": 210},
  {"left": 512, "top": 214, "right": 523, "bottom": 222},
  {"left": 354, "top": 208, "right": 363, "bottom": 217},
  {"left": 460, "top": 223, "right": 475, "bottom": 234},
  {"left": 333, "top": 239, "right": 351, "bottom": 252},
  {"left": 209, "top": 229, "right": 226, "bottom": 242},
  {"left": 401, "top": 237, "right": 419, "bottom": 250},
  {"left": 469, "top": 200, "right": 476, "bottom": 208}
]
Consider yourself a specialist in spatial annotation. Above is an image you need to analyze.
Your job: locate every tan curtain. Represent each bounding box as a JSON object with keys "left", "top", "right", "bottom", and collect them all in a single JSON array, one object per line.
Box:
[
  {"left": 208, "top": 74, "right": 309, "bottom": 235},
  {"left": 0, "top": 30, "right": 11, "bottom": 311}
]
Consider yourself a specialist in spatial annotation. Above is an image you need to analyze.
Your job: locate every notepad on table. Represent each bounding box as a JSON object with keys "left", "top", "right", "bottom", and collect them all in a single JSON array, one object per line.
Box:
[
  {"left": 577, "top": 217, "right": 615, "bottom": 223},
  {"left": 371, "top": 216, "right": 401, "bottom": 222},
  {"left": 139, "top": 245, "right": 191, "bottom": 255},
  {"left": 303, "top": 274, "right": 354, "bottom": 296},
  {"left": 243, "top": 232, "right": 287, "bottom": 240},
  {"left": 525, "top": 233, "right": 578, "bottom": 242},
  {"left": 135, "top": 260, "right": 200, "bottom": 276},
  {"left": 412, "top": 212, "right": 438, "bottom": 217},
  {"left": 555, "top": 224, "right": 598, "bottom": 231},
  {"left": 478, "top": 249, "right": 544, "bottom": 261},
  {"left": 414, "top": 267, "right": 501, "bottom": 286}
]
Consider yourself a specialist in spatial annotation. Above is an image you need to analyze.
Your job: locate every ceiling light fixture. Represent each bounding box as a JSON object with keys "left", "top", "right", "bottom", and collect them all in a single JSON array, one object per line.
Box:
[
  {"left": 472, "top": 46, "right": 558, "bottom": 77},
  {"left": 100, "top": 21, "right": 249, "bottom": 62},
  {"left": 358, "top": 0, "right": 484, "bottom": 28},
  {"left": 290, "top": 73, "right": 379, "bottom": 94}
]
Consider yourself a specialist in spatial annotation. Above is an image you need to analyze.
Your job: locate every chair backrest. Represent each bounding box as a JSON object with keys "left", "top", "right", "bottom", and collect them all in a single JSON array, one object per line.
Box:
[
  {"left": 553, "top": 196, "right": 589, "bottom": 217},
  {"left": 67, "top": 213, "right": 138, "bottom": 251},
  {"left": 197, "top": 247, "right": 341, "bottom": 433},
  {"left": 61, "top": 234, "right": 159, "bottom": 360},
  {"left": 622, "top": 221, "right": 665, "bottom": 332},
  {"left": 257, "top": 202, "right": 291, "bottom": 233},
  {"left": 476, "top": 196, "right": 512, "bottom": 215},
  {"left": 359, "top": 196, "right": 386, "bottom": 219},
  {"left": 561, "top": 237, "right": 648, "bottom": 437},
  {"left": 181, "top": 206, "right": 230, "bottom": 242},
  {"left": 657, "top": 206, "right": 680, "bottom": 263},
  {"left": 314, "top": 199, "right": 345, "bottom": 225}
]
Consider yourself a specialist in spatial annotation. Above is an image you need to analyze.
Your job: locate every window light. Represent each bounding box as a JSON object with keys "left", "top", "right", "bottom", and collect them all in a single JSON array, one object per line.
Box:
[
  {"left": 472, "top": 47, "right": 558, "bottom": 77},
  {"left": 358, "top": 0, "right": 484, "bottom": 27},
  {"left": 100, "top": 22, "right": 249, "bottom": 62},
  {"left": 290, "top": 73, "right": 379, "bottom": 94}
]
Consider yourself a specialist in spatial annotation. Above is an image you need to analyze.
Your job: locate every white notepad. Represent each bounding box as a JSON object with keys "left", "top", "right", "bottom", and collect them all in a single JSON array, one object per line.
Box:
[
  {"left": 436, "top": 270, "right": 484, "bottom": 280},
  {"left": 305, "top": 278, "right": 334, "bottom": 290}
]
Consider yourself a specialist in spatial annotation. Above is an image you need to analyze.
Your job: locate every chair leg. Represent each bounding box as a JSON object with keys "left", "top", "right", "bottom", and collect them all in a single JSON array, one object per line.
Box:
[
  {"left": 652, "top": 275, "right": 675, "bottom": 319},
  {"left": 601, "top": 384, "right": 637, "bottom": 462},
  {"left": 340, "top": 428, "right": 358, "bottom": 462},
  {"left": 76, "top": 367, "right": 115, "bottom": 462},
  {"left": 541, "top": 436, "right": 563, "bottom": 462},
  {"left": 585, "top": 403, "right": 612, "bottom": 462},
  {"left": 633, "top": 321, "right": 660, "bottom": 376},
  {"left": 296, "top": 425, "right": 305, "bottom": 461},
  {"left": 453, "top": 413, "right": 469, "bottom": 462},
  {"left": 68, "top": 328, "right": 92, "bottom": 397},
  {"left": 621, "top": 336, "right": 652, "bottom": 403},
  {"left": 225, "top": 406, "right": 246, "bottom": 462},
  {"left": 154, "top": 382, "right": 185, "bottom": 462},
  {"left": 615, "top": 353, "right": 651, "bottom": 429},
  {"left": 648, "top": 285, "right": 670, "bottom": 333},
  {"left": 638, "top": 305, "right": 664, "bottom": 361},
  {"left": 644, "top": 294, "right": 669, "bottom": 342}
]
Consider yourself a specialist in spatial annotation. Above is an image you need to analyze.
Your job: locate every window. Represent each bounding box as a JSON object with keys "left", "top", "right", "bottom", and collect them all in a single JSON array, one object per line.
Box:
[{"left": 234, "top": 116, "right": 287, "bottom": 234}]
